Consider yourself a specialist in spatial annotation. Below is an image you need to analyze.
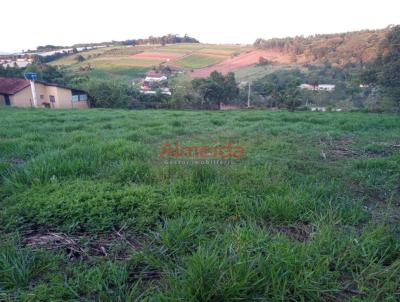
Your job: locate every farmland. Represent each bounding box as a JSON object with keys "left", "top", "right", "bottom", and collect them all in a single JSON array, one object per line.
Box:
[
  {"left": 51, "top": 43, "right": 247, "bottom": 82},
  {"left": 0, "top": 108, "right": 399, "bottom": 301},
  {"left": 44, "top": 28, "right": 390, "bottom": 86}
]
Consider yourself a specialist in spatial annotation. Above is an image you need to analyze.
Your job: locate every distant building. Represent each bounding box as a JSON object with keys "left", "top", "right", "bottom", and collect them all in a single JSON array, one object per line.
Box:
[
  {"left": 1, "top": 58, "right": 32, "bottom": 68},
  {"left": 299, "top": 84, "right": 315, "bottom": 90},
  {"left": 140, "top": 87, "right": 171, "bottom": 96},
  {"left": 0, "top": 76, "right": 89, "bottom": 109},
  {"left": 144, "top": 71, "right": 168, "bottom": 83},
  {"left": 140, "top": 71, "right": 171, "bottom": 96},
  {"left": 299, "top": 84, "right": 335, "bottom": 92},
  {"left": 220, "top": 103, "right": 242, "bottom": 110},
  {"left": 316, "top": 84, "right": 335, "bottom": 91},
  {"left": 310, "top": 106, "right": 326, "bottom": 112}
]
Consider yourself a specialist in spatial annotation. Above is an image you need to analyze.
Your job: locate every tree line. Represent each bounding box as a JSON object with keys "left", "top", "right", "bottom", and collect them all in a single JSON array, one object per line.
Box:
[
  {"left": 254, "top": 28, "right": 389, "bottom": 66},
  {"left": 28, "top": 34, "right": 199, "bottom": 53}
]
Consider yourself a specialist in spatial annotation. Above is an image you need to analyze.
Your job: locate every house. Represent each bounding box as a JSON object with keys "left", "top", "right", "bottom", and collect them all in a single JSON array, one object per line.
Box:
[
  {"left": 220, "top": 103, "right": 242, "bottom": 110},
  {"left": 310, "top": 106, "right": 326, "bottom": 112},
  {"left": 299, "top": 84, "right": 315, "bottom": 90},
  {"left": 316, "top": 84, "right": 335, "bottom": 92},
  {"left": 0, "top": 76, "right": 89, "bottom": 109},
  {"left": 1, "top": 58, "right": 32, "bottom": 69},
  {"left": 140, "top": 87, "right": 172, "bottom": 96},
  {"left": 139, "top": 71, "right": 171, "bottom": 96},
  {"left": 144, "top": 71, "right": 168, "bottom": 83},
  {"left": 299, "top": 84, "right": 335, "bottom": 92}
]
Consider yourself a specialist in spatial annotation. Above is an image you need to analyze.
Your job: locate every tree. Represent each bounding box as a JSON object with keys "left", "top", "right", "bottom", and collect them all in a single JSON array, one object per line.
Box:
[
  {"left": 257, "top": 56, "right": 271, "bottom": 66},
  {"left": 192, "top": 71, "right": 239, "bottom": 104},
  {"left": 79, "top": 79, "right": 140, "bottom": 108},
  {"left": 361, "top": 25, "right": 400, "bottom": 109},
  {"left": 75, "top": 54, "right": 85, "bottom": 62},
  {"left": 280, "top": 80, "right": 301, "bottom": 111},
  {"left": 24, "top": 63, "right": 65, "bottom": 84},
  {"left": 252, "top": 69, "right": 304, "bottom": 109}
]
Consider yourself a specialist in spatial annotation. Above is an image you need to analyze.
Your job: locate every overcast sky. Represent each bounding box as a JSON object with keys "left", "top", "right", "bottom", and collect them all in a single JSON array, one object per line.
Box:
[{"left": 1, "top": 0, "right": 399, "bottom": 53}]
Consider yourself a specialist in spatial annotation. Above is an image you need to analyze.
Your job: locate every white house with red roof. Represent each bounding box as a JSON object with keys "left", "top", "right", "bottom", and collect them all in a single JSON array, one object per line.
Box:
[{"left": 144, "top": 71, "right": 167, "bottom": 83}]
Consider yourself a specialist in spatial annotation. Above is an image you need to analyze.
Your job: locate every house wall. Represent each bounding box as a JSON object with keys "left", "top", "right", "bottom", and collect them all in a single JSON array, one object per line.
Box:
[
  {"left": 54, "top": 87, "right": 73, "bottom": 108},
  {"left": 35, "top": 83, "right": 49, "bottom": 107},
  {"left": 8, "top": 83, "right": 89, "bottom": 109},
  {"left": 10, "top": 86, "right": 33, "bottom": 107},
  {"left": 73, "top": 101, "right": 89, "bottom": 109},
  {"left": 0, "top": 95, "right": 5, "bottom": 106}
]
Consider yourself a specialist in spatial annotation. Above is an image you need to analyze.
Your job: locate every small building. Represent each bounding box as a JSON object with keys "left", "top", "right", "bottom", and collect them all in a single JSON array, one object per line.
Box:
[
  {"left": 144, "top": 71, "right": 167, "bottom": 83},
  {"left": 299, "top": 84, "right": 315, "bottom": 90},
  {"left": 310, "top": 106, "right": 326, "bottom": 112},
  {"left": 316, "top": 84, "right": 335, "bottom": 92},
  {"left": 220, "top": 103, "right": 242, "bottom": 110},
  {"left": 0, "top": 76, "right": 89, "bottom": 109},
  {"left": 299, "top": 84, "right": 335, "bottom": 92}
]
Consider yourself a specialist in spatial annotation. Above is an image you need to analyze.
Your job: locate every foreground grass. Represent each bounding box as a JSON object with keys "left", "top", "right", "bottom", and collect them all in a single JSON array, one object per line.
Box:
[{"left": 0, "top": 108, "right": 399, "bottom": 301}]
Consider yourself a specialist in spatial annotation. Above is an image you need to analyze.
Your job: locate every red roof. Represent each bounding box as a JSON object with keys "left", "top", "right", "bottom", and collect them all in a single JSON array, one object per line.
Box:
[
  {"left": 146, "top": 70, "right": 163, "bottom": 77},
  {"left": 0, "top": 77, "right": 30, "bottom": 95}
]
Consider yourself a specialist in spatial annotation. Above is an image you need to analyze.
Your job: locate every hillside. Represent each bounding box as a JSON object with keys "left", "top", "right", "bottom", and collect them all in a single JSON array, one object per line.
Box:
[
  {"left": 254, "top": 28, "right": 390, "bottom": 66},
  {"left": 48, "top": 27, "right": 391, "bottom": 82},
  {"left": 51, "top": 44, "right": 248, "bottom": 82}
]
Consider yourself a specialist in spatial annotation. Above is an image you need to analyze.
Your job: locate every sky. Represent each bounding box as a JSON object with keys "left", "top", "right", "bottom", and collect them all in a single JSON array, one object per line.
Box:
[{"left": 1, "top": 0, "right": 399, "bottom": 53}]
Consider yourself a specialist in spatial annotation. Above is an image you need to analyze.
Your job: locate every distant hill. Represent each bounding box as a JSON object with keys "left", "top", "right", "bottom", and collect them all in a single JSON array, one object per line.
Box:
[
  {"left": 254, "top": 27, "right": 391, "bottom": 66},
  {"left": 28, "top": 34, "right": 199, "bottom": 53},
  {"left": 44, "top": 26, "right": 394, "bottom": 81}
]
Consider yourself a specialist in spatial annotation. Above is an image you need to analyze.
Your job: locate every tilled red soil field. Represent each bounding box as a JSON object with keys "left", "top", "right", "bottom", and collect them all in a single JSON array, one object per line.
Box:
[{"left": 190, "top": 49, "right": 291, "bottom": 77}]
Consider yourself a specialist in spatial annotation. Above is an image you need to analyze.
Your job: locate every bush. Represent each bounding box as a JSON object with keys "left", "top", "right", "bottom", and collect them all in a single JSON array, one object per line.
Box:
[{"left": 80, "top": 80, "right": 140, "bottom": 108}]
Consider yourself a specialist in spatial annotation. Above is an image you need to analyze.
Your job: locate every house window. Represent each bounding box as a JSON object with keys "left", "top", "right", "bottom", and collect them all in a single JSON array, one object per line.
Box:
[
  {"left": 79, "top": 94, "right": 87, "bottom": 101},
  {"left": 72, "top": 95, "right": 79, "bottom": 102},
  {"left": 49, "top": 95, "right": 55, "bottom": 103}
]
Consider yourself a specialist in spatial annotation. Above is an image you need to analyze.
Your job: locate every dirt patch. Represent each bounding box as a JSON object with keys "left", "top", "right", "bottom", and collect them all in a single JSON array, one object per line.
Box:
[
  {"left": 129, "top": 262, "right": 162, "bottom": 282},
  {"left": 320, "top": 136, "right": 358, "bottom": 160},
  {"left": 23, "top": 226, "right": 141, "bottom": 261},
  {"left": 332, "top": 274, "right": 367, "bottom": 301},
  {"left": 190, "top": 49, "right": 292, "bottom": 78},
  {"left": 272, "top": 222, "right": 314, "bottom": 242},
  {"left": 25, "top": 232, "right": 85, "bottom": 260},
  {"left": 320, "top": 137, "right": 400, "bottom": 160},
  {"left": 9, "top": 158, "right": 26, "bottom": 165}
]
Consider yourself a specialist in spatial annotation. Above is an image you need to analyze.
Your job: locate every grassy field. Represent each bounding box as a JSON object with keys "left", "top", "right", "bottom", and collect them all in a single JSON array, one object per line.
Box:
[
  {"left": 173, "top": 54, "right": 225, "bottom": 69},
  {"left": 234, "top": 64, "right": 305, "bottom": 82},
  {"left": 0, "top": 108, "right": 399, "bottom": 301}
]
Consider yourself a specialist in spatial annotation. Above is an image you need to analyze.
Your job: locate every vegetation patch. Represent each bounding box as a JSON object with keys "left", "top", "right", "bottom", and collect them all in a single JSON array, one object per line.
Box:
[{"left": 0, "top": 108, "right": 399, "bottom": 300}]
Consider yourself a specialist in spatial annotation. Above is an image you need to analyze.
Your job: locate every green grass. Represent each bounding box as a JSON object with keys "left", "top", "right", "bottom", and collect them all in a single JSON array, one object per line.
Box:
[
  {"left": 174, "top": 54, "right": 224, "bottom": 69},
  {"left": 0, "top": 108, "right": 399, "bottom": 301},
  {"left": 235, "top": 64, "right": 304, "bottom": 81},
  {"left": 86, "top": 68, "right": 147, "bottom": 82}
]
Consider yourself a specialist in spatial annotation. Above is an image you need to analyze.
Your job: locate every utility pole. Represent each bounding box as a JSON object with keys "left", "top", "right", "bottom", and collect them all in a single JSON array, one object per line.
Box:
[
  {"left": 247, "top": 82, "right": 251, "bottom": 108},
  {"left": 24, "top": 72, "right": 38, "bottom": 108},
  {"left": 29, "top": 80, "right": 38, "bottom": 107}
]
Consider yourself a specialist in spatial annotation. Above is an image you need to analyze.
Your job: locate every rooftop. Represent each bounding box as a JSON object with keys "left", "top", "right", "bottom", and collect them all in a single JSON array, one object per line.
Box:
[
  {"left": 146, "top": 70, "right": 165, "bottom": 77},
  {"left": 0, "top": 76, "right": 86, "bottom": 95},
  {"left": 0, "top": 76, "right": 30, "bottom": 95}
]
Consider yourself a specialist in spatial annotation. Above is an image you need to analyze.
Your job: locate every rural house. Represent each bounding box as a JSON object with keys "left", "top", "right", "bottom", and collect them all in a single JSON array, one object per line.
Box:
[
  {"left": 0, "top": 77, "right": 89, "bottom": 108},
  {"left": 144, "top": 70, "right": 168, "bottom": 83},
  {"left": 140, "top": 70, "right": 171, "bottom": 95},
  {"left": 299, "top": 83, "right": 336, "bottom": 92}
]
